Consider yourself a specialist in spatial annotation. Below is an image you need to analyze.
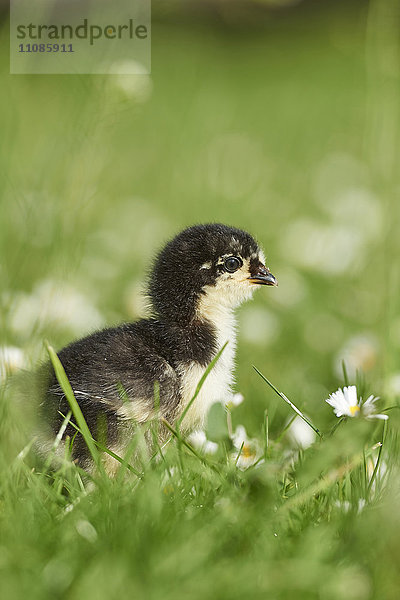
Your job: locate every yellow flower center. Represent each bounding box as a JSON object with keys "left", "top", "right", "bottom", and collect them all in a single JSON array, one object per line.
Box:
[
  {"left": 241, "top": 445, "right": 255, "bottom": 458},
  {"left": 349, "top": 405, "right": 360, "bottom": 416}
]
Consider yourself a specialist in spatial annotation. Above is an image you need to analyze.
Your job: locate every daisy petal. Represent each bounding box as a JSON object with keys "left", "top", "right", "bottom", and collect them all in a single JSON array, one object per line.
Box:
[
  {"left": 325, "top": 386, "right": 388, "bottom": 421},
  {"left": 365, "top": 413, "right": 389, "bottom": 421}
]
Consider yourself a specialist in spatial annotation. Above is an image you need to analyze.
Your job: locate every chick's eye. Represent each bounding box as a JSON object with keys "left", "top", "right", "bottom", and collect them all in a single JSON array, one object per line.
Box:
[{"left": 224, "top": 256, "right": 242, "bottom": 273}]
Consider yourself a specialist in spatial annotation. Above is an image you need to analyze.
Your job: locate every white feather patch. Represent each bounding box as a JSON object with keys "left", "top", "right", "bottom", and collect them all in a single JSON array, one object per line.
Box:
[{"left": 178, "top": 265, "right": 256, "bottom": 430}]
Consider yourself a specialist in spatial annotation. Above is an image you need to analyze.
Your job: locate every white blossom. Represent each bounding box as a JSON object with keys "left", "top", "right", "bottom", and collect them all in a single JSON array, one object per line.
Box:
[
  {"left": 225, "top": 392, "right": 244, "bottom": 411},
  {"left": 286, "top": 415, "right": 316, "bottom": 449},
  {"left": 0, "top": 346, "right": 26, "bottom": 383},
  {"left": 188, "top": 430, "right": 218, "bottom": 455},
  {"left": 231, "top": 425, "right": 261, "bottom": 469},
  {"left": 326, "top": 386, "right": 388, "bottom": 420}
]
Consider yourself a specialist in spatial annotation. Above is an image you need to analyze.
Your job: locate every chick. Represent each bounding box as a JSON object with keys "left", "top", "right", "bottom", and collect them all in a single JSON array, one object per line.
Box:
[{"left": 42, "top": 223, "right": 277, "bottom": 471}]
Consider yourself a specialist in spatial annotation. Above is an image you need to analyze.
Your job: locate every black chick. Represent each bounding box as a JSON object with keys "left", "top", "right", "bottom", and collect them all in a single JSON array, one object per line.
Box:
[{"left": 41, "top": 223, "right": 277, "bottom": 472}]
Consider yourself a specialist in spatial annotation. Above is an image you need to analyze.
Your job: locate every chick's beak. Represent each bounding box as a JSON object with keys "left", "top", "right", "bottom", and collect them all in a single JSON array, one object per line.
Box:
[{"left": 248, "top": 265, "right": 278, "bottom": 286}]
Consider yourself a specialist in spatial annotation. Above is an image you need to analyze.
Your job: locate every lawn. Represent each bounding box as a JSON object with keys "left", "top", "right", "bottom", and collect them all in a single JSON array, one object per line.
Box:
[{"left": 1, "top": 1, "right": 400, "bottom": 598}]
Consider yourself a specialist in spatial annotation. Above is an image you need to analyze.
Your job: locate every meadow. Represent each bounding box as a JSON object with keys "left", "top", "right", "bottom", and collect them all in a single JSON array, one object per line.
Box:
[{"left": 1, "top": 1, "right": 400, "bottom": 598}]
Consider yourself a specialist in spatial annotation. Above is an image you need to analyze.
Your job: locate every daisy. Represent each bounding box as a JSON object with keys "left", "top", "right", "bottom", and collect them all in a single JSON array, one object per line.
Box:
[
  {"left": 286, "top": 415, "right": 316, "bottom": 449},
  {"left": 231, "top": 425, "right": 261, "bottom": 469},
  {"left": 0, "top": 346, "right": 26, "bottom": 383},
  {"left": 225, "top": 392, "right": 244, "bottom": 411},
  {"left": 326, "top": 386, "right": 388, "bottom": 420},
  {"left": 188, "top": 430, "right": 219, "bottom": 455}
]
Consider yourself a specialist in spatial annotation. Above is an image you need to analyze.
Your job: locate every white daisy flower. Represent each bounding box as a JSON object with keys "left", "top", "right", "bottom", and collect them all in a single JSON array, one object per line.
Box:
[
  {"left": 0, "top": 346, "right": 26, "bottom": 383},
  {"left": 225, "top": 392, "right": 244, "bottom": 411},
  {"left": 231, "top": 425, "right": 261, "bottom": 469},
  {"left": 188, "top": 430, "right": 218, "bottom": 455},
  {"left": 286, "top": 415, "right": 316, "bottom": 449},
  {"left": 326, "top": 386, "right": 388, "bottom": 420}
]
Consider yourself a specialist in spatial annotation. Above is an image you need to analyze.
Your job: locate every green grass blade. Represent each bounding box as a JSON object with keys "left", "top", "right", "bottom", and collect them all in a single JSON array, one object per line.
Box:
[
  {"left": 46, "top": 342, "right": 103, "bottom": 474},
  {"left": 234, "top": 441, "right": 244, "bottom": 467},
  {"left": 58, "top": 412, "right": 142, "bottom": 478},
  {"left": 41, "top": 410, "right": 72, "bottom": 476},
  {"left": 263, "top": 409, "right": 269, "bottom": 459},
  {"left": 253, "top": 366, "right": 322, "bottom": 438},
  {"left": 342, "top": 360, "right": 350, "bottom": 386},
  {"left": 367, "top": 418, "right": 388, "bottom": 498},
  {"left": 162, "top": 418, "right": 223, "bottom": 479}
]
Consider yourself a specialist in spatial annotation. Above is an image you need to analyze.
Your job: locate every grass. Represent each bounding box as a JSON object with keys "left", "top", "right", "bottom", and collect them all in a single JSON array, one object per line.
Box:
[
  {"left": 1, "top": 361, "right": 398, "bottom": 599},
  {"left": 1, "top": 1, "right": 400, "bottom": 598}
]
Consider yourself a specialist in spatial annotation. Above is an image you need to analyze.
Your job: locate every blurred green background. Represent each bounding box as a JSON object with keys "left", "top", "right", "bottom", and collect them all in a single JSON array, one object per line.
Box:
[
  {"left": 1, "top": 1, "right": 400, "bottom": 598},
  {"left": 1, "top": 0, "right": 399, "bottom": 431}
]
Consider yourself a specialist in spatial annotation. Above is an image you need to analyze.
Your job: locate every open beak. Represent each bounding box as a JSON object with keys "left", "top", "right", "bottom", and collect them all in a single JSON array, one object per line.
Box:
[{"left": 248, "top": 265, "right": 278, "bottom": 287}]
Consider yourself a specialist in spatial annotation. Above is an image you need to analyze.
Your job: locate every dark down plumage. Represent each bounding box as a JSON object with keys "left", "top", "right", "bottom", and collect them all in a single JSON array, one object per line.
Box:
[{"left": 40, "top": 224, "right": 277, "bottom": 473}]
